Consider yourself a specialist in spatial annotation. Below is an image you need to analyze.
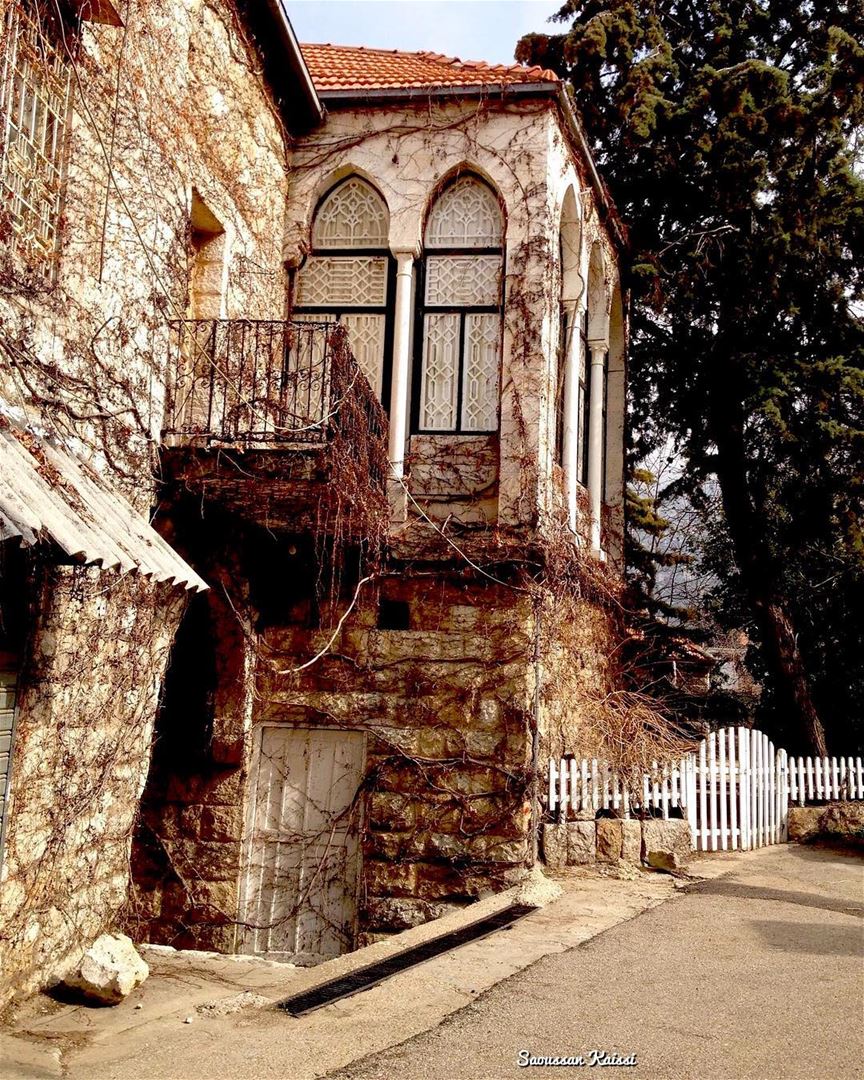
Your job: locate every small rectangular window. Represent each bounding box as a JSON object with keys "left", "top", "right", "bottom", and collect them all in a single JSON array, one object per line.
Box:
[{"left": 0, "top": 2, "right": 74, "bottom": 277}]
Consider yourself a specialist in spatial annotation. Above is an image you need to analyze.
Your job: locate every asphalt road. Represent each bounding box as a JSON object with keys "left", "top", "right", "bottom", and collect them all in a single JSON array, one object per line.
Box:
[{"left": 333, "top": 845, "right": 864, "bottom": 1080}]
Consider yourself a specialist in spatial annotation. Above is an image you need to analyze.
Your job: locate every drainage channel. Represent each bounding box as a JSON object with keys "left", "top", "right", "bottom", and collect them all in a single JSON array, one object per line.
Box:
[{"left": 278, "top": 903, "right": 535, "bottom": 1016}]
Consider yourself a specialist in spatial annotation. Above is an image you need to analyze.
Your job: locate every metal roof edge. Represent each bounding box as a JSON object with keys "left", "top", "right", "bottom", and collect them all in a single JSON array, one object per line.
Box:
[{"left": 316, "top": 81, "right": 560, "bottom": 106}]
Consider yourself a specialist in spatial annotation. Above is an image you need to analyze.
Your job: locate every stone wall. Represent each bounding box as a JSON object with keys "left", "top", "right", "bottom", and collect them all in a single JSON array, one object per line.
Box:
[
  {"left": 129, "top": 555, "right": 624, "bottom": 950},
  {"left": 542, "top": 817, "right": 692, "bottom": 871},
  {"left": 0, "top": 0, "right": 289, "bottom": 502},
  {"left": 787, "top": 802, "right": 864, "bottom": 846},
  {"left": 0, "top": 566, "right": 185, "bottom": 1003}
]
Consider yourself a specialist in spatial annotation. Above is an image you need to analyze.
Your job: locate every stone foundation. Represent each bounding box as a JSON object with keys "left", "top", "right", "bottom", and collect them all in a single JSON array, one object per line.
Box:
[{"left": 542, "top": 817, "right": 693, "bottom": 871}]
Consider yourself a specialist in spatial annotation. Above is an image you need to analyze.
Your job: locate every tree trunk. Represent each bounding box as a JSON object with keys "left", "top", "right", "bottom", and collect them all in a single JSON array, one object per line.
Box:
[{"left": 708, "top": 365, "right": 828, "bottom": 756}]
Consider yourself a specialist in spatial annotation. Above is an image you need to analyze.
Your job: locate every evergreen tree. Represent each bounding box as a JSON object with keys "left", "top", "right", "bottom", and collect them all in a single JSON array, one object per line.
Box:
[{"left": 519, "top": 1, "right": 864, "bottom": 753}]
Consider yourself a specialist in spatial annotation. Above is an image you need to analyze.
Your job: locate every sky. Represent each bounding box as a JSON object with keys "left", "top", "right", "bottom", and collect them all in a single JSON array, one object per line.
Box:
[{"left": 288, "top": 1, "right": 564, "bottom": 67}]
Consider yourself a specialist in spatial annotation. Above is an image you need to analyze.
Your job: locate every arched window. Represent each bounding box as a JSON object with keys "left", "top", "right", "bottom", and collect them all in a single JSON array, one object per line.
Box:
[
  {"left": 413, "top": 177, "right": 503, "bottom": 433},
  {"left": 294, "top": 178, "right": 392, "bottom": 400}
]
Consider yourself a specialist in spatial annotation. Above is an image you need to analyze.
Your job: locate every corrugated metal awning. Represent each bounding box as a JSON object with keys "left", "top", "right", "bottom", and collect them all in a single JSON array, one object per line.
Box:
[{"left": 0, "top": 423, "right": 207, "bottom": 592}]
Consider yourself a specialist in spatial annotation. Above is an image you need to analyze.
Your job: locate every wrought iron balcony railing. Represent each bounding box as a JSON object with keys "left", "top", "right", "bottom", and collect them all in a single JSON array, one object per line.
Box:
[{"left": 163, "top": 319, "right": 384, "bottom": 448}]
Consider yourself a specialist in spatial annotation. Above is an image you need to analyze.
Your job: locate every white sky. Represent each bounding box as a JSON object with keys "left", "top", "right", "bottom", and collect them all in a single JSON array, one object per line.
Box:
[{"left": 289, "top": 1, "right": 563, "bottom": 67}]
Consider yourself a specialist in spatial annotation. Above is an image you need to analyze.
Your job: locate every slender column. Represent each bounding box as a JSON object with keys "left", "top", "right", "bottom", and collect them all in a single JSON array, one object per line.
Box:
[
  {"left": 587, "top": 342, "right": 607, "bottom": 554},
  {"left": 562, "top": 303, "right": 583, "bottom": 532},
  {"left": 387, "top": 251, "right": 415, "bottom": 478}
]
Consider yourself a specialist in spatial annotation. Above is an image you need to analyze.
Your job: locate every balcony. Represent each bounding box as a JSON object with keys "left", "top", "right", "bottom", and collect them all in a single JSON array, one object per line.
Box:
[{"left": 160, "top": 319, "right": 389, "bottom": 533}]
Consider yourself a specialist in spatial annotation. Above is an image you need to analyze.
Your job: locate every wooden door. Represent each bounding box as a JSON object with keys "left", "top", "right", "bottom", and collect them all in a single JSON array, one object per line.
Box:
[{"left": 239, "top": 725, "right": 365, "bottom": 963}]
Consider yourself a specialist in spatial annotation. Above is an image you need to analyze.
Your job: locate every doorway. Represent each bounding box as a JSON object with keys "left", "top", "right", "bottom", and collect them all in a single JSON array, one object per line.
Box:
[{"left": 239, "top": 725, "right": 365, "bottom": 963}]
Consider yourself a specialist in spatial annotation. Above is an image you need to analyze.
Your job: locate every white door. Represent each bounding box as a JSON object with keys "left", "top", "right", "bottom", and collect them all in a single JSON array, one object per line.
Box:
[{"left": 240, "top": 725, "right": 365, "bottom": 963}]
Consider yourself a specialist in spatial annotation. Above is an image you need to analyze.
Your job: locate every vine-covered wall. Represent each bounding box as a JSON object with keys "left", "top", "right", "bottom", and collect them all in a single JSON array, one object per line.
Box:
[{"left": 0, "top": 0, "right": 295, "bottom": 1001}]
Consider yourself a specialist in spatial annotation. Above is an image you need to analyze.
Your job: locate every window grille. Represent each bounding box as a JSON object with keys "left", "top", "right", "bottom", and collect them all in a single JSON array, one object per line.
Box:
[
  {"left": 415, "top": 177, "right": 503, "bottom": 434},
  {"left": 296, "top": 178, "right": 392, "bottom": 401},
  {"left": 0, "top": 2, "right": 73, "bottom": 275},
  {"left": 311, "top": 177, "right": 388, "bottom": 250},
  {"left": 425, "top": 177, "right": 502, "bottom": 249}
]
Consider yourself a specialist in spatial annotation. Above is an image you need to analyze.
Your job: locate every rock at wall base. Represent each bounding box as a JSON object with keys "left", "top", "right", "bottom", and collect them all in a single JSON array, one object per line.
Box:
[
  {"left": 641, "top": 819, "right": 692, "bottom": 871},
  {"left": 786, "top": 806, "right": 824, "bottom": 842},
  {"left": 566, "top": 820, "right": 596, "bottom": 865},
  {"left": 61, "top": 933, "right": 149, "bottom": 1005},
  {"left": 541, "top": 822, "right": 568, "bottom": 869}
]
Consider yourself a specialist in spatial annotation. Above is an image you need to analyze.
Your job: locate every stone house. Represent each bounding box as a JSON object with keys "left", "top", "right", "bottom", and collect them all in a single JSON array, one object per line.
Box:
[
  {"left": 131, "top": 45, "right": 628, "bottom": 960},
  {"left": 0, "top": 0, "right": 629, "bottom": 1002}
]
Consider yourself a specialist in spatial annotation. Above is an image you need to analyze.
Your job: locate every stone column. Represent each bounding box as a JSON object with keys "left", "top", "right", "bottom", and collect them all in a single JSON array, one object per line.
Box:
[
  {"left": 587, "top": 342, "right": 607, "bottom": 555},
  {"left": 388, "top": 251, "right": 415, "bottom": 479},
  {"left": 562, "top": 303, "right": 584, "bottom": 532}
]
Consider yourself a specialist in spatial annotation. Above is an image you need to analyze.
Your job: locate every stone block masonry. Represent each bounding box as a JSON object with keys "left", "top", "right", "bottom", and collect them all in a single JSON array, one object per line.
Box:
[{"left": 130, "top": 564, "right": 623, "bottom": 951}]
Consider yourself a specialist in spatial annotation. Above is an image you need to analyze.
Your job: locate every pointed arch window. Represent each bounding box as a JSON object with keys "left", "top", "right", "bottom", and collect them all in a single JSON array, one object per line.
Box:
[
  {"left": 294, "top": 177, "right": 393, "bottom": 401},
  {"left": 413, "top": 177, "right": 503, "bottom": 434}
]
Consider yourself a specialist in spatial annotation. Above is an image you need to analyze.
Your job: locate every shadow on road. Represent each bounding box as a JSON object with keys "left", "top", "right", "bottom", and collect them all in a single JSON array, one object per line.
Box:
[
  {"left": 751, "top": 918, "right": 864, "bottom": 957},
  {"left": 685, "top": 880, "right": 864, "bottom": 918}
]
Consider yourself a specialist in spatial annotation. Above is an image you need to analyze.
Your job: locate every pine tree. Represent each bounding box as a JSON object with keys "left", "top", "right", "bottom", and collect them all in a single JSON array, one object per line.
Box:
[{"left": 519, "top": 1, "right": 864, "bottom": 753}]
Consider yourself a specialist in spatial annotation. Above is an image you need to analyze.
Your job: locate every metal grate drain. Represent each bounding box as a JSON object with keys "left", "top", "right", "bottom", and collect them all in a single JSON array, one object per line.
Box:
[{"left": 278, "top": 903, "right": 535, "bottom": 1016}]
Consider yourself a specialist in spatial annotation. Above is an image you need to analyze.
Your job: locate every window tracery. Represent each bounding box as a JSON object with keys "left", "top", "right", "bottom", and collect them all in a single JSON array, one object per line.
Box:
[
  {"left": 415, "top": 178, "right": 503, "bottom": 434},
  {"left": 295, "top": 178, "right": 391, "bottom": 400}
]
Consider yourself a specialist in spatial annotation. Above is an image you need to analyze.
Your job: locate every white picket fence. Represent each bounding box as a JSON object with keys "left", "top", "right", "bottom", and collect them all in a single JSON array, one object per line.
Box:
[{"left": 548, "top": 727, "right": 864, "bottom": 853}]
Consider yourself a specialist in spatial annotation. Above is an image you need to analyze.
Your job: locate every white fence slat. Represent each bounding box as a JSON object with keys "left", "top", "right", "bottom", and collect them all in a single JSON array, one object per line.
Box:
[
  {"left": 740, "top": 731, "right": 750, "bottom": 851},
  {"left": 752, "top": 732, "right": 760, "bottom": 848},
  {"left": 569, "top": 758, "right": 579, "bottom": 816},
  {"left": 758, "top": 732, "right": 766, "bottom": 848},
  {"left": 699, "top": 739, "right": 708, "bottom": 851},
  {"left": 768, "top": 739, "right": 776, "bottom": 844},
  {"left": 661, "top": 765, "right": 670, "bottom": 820},
  {"left": 763, "top": 733, "right": 770, "bottom": 846},
  {"left": 580, "top": 759, "right": 589, "bottom": 813},
  {"left": 719, "top": 729, "right": 728, "bottom": 850},
  {"left": 708, "top": 733, "right": 718, "bottom": 851},
  {"left": 549, "top": 758, "right": 558, "bottom": 814},
  {"left": 849, "top": 757, "right": 857, "bottom": 800},
  {"left": 778, "top": 749, "right": 788, "bottom": 840},
  {"left": 858, "top": 758, "right": 864, "bottom": 799},
  {"left": 752, "top": 733, "right": 759, "bottom": 850},
  {"left": 687, "top": 755, "right": 698, "bottom": 847},
  {"left": 729, "top": 729, "right": 738, "bottom": 847}
]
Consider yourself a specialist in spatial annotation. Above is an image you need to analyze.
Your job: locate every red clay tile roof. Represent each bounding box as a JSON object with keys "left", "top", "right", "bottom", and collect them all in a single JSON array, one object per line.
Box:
[{"left": 300, "top": 43, "right": 559, "bottom": 93}]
